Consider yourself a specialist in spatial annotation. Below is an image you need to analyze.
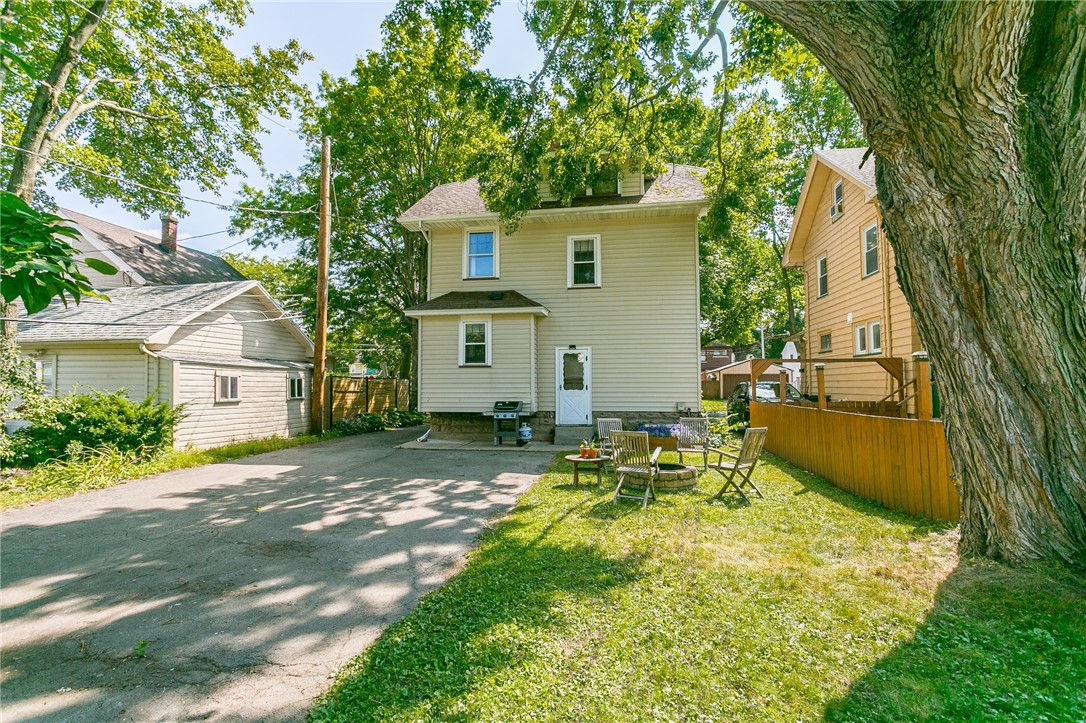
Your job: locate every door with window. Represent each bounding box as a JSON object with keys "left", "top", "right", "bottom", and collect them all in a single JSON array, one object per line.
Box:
[{"left": 555, "top": 347, "right": 591, "bottom": 425}]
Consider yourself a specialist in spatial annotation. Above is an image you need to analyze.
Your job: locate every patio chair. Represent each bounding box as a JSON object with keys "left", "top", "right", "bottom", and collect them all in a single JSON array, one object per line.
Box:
[
  {"left": 708, "top": 427, "right": 767, "bottom": 502},
  {"left": 596, "top": 417, "right": 622, "bottom": 471},
  {"left": 677, "top": 417, "right": 710, "bottom": 472},
  {"left": 610, "top": 430, "right": 660, "bottom": 508}
]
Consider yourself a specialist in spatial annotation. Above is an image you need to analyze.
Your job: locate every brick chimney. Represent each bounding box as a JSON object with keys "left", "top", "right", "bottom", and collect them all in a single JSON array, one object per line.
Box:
[{"left": 161, "top": 214, "right": 178, "bottom": 252}]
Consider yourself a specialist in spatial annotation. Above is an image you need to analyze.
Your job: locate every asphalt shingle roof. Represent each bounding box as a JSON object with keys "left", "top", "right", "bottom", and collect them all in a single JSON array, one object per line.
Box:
[
  {"left": 399, "top": 164, "right": 707, "bottom": 222},
  {"left": 816, "top": 148, "right": 876, "bottom": 190},
  {"left": 61, "top": 208, "right": 246, "bottom": 285},
  {"left": 405, "top": 290, "right": 546, "bottom": 314},
  {"left": 17, "top": 281, "right": 255, "bottom": 344}
]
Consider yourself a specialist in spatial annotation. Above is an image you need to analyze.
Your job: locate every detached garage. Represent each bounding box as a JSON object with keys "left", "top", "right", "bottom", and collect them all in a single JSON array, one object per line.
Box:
[{"left": 17, "top": 281, "right": 314, "bottom": 449}]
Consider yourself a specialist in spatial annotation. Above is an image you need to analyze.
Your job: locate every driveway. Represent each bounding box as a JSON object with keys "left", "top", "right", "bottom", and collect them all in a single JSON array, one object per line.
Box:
[{"left": 1, "top": 429, "right": 552, "bottom": 721}]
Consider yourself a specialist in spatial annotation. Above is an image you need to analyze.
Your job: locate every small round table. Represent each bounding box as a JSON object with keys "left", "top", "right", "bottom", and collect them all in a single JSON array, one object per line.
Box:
[{"left": 565, "top": 454, "right": 611, "bottom": 485}]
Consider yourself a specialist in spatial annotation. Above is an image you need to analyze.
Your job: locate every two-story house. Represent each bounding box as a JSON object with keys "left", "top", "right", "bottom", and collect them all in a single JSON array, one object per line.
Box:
[
  {"left": 401, "top": 164, "right": 708, "bottom": 442},
  {"left": 783, "top": 148, "right": 926, "bottom": 407}
]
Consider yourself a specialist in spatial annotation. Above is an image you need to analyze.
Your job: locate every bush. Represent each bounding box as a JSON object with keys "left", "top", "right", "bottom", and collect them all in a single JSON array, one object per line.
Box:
[
  {"left": 4, "top": 390, "right": 181, "bottom": 467},
  {"left": 383, "top": 409, "right": 427, "bottom": 428},
  {"left": 331, "top": 413, "right": 385, "bottom": 436},
  {"left": 636, "top": 423, "right": 680, "bottom": 438}
]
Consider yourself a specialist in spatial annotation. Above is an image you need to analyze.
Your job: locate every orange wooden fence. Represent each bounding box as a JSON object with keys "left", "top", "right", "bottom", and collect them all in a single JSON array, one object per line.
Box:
[
  {"left": 331, "top": 377, "right": 409, "bottom": 423},
  {"left": 751, "top": 401, "right": 960, "bottom": 523}
]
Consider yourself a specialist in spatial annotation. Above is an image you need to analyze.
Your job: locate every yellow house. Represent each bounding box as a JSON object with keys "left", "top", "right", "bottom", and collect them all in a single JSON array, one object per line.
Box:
[
  {"left": 783, "top": 148, "right": 925, "bottom": 406},
  {"left": 400, "top": 165, "right": 708, "bottom": 442}
]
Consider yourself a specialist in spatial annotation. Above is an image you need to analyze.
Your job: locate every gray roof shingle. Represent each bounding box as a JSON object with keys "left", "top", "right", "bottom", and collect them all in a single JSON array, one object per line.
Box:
[
  {"left": 17, "top": 281, "right": 256, "bottom": 344},
  {"left": 399, "top": 164, "right": 707, "bottom": 222},
  {"left": 816, "top": 148, "right": 876, "bottom": 190},
  {"left": 61, "top": 208, "right": 247, "bottom": 285},
  {"left": 405, "top": 290, "right": 547, "bottom": 315}
]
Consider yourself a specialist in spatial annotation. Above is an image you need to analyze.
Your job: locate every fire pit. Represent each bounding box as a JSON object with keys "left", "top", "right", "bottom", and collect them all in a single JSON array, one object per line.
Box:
[{"left": 624, "top": 462, "right": 699, "bottom": 491}]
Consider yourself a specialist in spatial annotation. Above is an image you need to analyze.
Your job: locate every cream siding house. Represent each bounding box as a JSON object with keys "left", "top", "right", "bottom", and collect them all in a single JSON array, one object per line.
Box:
[
  {"left": 783, "top": 148, "right": 925, "bottom": 407},
  {"left": 401, "top": 165, "right": 708, "bottom": 441},
  {"left": 17, "top": 282, "right": 314, "bottom": 449}
]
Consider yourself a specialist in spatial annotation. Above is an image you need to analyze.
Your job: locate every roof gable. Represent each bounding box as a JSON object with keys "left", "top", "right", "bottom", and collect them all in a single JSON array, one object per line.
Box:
[
  {"left": 60, "top": 208, "right": 246, "bottom": 286},
  {"left": 783, "top": 149, "right": 877, "bottom": 267}
]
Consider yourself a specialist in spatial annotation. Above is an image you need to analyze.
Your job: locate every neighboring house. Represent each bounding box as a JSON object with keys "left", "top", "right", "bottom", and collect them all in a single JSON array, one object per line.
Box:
[
  {"left": 17, "top": 281, "right": 314, "bottom": 449},
  {"left": 701, "top": 358, "right": 790, "bottom": 400},
  {"left": 401, "top": 164, "right": 709, "bottom": 441},
  {"left": 58, "top": 208, "right": 245, "bottom": 288},
  {"left": 699, "top": 343, "right": 734, "bottom": 379},
  {"left": 783, "top": 148, "right": 925, "bottom": 405}
]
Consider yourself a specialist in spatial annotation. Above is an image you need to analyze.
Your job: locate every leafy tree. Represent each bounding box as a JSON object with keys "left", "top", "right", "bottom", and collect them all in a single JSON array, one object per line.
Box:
[
  {"left": 2, "top": 0, "right": 309, "bottom": 214},
  {"left": 233, "top": 1, "right": 508, "bottom": 393}
]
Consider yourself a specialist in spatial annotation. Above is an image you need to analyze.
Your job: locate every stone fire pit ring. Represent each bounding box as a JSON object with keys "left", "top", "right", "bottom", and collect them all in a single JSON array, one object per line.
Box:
[{"left": 624, "top": 462, "right": 699, "bottom": 491}]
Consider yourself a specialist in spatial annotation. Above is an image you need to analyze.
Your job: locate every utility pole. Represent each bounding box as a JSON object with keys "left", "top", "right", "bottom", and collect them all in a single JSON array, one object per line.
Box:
[{"left": 311, "top": 137, "right": 331, "bottom": 434}]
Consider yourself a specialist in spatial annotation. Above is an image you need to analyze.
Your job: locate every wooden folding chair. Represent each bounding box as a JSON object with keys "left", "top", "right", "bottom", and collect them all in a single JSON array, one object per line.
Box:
[
  {"left": 677, "top": 416, "right": 710, "bottom": 472},
  {"left": 708, "top": 427, "right": 767, "bottom": 502},
  {"left": 596, "top": 417, "right": 623, "bottom": 471},
  {"left": 610, "top": 430, "right": 660, "bottom": 508}
]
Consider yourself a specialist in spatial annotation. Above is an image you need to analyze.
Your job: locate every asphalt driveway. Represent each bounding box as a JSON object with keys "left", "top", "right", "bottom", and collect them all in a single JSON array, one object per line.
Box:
[{"left": 1, "top": 428, "right": 552, "bottom": 721}]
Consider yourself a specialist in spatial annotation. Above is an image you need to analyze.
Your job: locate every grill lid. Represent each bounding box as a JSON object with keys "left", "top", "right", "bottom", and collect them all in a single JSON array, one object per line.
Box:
[{"left": 493, "top": 400, "right": 523, "bottom": 412}]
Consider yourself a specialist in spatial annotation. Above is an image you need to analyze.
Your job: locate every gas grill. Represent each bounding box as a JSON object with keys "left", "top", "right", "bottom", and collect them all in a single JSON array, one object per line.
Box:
[{"left": 492, "top": 400, "right": 524, "bottom": 446}]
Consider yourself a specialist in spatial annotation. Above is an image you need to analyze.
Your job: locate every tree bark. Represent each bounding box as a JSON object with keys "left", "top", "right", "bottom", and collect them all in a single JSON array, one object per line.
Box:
[
  {"left": 6, "top": 0, "right": 110, "bottom": 200},
  {"left": 746, "top": 0, "right": 1086, "bottom": 565}
]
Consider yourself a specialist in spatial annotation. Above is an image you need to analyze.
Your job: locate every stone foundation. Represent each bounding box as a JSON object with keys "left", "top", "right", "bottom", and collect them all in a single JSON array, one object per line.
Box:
[{"left": 427, "top": 410, "right": 688, "bottom": 443}]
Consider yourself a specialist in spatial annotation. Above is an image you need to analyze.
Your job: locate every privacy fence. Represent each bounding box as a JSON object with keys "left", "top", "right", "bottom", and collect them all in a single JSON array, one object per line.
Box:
[
  {"left": 330, "top": 377, "right": 410, "bottom": 423},
  {"left": 750, "top": 401, "right": 959, "bottom": 523}
]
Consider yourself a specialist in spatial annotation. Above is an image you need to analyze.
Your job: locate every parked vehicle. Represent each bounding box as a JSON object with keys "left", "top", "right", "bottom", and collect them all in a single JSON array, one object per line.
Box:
[{"left": 728, "top": 381, "right": 803, "bottom": 421}]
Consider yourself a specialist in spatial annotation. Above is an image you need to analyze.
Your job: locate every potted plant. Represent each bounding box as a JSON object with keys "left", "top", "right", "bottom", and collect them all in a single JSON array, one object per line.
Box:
[
  {"left": 636, "top": 423, "right": 679, "bottom": 451},
  {"left": 579, "top": 439, "right": 599, "bottom": 458}
]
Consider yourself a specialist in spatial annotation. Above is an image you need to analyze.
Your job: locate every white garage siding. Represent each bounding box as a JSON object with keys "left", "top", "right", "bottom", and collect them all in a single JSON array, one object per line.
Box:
[
  {"left": 172, "top": 361, "right": 311, "bottom": 449},
  {"left": 165, "top": 290, "right": 310, "bottom": 361},
  {"left": 43, "top": 344, "right": 152, "bottom": 399}
]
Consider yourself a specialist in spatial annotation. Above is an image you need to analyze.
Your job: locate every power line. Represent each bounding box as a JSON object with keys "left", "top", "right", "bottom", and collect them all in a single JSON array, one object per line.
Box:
[{"left": 1, "top": 143, "right": 317, "bottom": 217}]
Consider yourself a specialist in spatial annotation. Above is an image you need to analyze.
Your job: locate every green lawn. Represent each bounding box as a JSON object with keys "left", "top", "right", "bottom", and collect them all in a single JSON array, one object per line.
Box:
[{"left": 313, "top": 452, "right": 1086, "bottom": 722}]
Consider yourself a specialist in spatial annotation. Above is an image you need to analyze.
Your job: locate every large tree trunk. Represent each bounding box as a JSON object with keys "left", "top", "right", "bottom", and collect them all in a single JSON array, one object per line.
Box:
[
  {"left": 6, "top": 0, "right": 110, "bottom": 200},
  {"left": 746, "top": 0, "right": 1086, "bottom": 565}
]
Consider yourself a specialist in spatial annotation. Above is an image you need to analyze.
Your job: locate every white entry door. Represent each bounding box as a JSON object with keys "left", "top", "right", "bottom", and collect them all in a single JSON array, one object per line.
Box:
[{"left": 556, "top": 347, "right": 591, "bottom": 425}]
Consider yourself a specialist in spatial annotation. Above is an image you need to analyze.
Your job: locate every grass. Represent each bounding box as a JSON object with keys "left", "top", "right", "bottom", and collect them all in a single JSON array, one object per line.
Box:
[
  {"left": 312, "top": 452, "right": 1086, "bottom": 722},
  {"left": 701, "top": 398, "right": 730, "bottom": 413},
  {"left": 0, "top": 434, "right": 324, "bottom": 510}
]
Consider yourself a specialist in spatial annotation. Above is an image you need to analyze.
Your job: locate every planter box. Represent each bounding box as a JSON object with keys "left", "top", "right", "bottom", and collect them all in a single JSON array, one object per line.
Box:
[{"left": 648, "top": 436, "right": 677, "bottom": 451}]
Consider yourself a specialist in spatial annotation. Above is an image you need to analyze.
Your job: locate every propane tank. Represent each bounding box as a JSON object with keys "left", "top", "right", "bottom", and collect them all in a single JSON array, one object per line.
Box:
[{"left": 518, "top": 423, "right": 533, "bottom": 445}]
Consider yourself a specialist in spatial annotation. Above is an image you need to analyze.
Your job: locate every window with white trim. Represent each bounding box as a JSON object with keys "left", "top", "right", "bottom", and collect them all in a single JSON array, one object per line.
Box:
[
  {"left": 464, "top": 229, "right": 498, "bottom": 279},
  {"left": 33, "top": 356, "right": 56, "bottom": 395},
  {"left": 459, "top": 318, "right": 491, "bottom": 366},
  {"left": 216, "top": 372, "right": 241, "bottom": 402},
  {"left": 862, "top": 223, "right": 880, "bottom": 276},
  {"left": 817, "top": 255, "right": 828, "bottom": 297},
  {"left": 853, "top": 321, "right": 882, "bottom": 355},
  {"left": 830, "top": 180, "right": 844, "bottom": 219},
  {"left": 288, "top": 375, "right": 305, "bottom": 400},
  {"left": 567, "top": 234, "right": 601, "bottom": 287}
]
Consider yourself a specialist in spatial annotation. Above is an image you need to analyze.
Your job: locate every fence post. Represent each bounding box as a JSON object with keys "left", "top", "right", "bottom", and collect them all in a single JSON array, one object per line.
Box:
[
  {"left": 779, "top": 370, "right": 789, "bottom": 405},
  {"left": 914, "top": 351, "right": 933, "bottom": 420},
  {"left": 365, "top": 377, "right": 371, "bottom": 414},
  {"left": 815, "top": 363, "right": 827, "bottom": 410}
]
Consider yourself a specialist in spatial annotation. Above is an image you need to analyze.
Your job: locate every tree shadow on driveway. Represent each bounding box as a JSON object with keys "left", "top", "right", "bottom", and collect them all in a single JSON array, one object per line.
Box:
[{"left": 0, "top": 430, "right": 553, "bottom": 722}]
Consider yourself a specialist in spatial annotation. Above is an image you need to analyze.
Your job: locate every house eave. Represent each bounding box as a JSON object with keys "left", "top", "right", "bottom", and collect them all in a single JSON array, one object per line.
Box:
[
  {"left": 405, "top": 306, "right": 550, "bottom": 319},
  {"left": 398, "top": 199, "right": 708, "bottom": 230}
]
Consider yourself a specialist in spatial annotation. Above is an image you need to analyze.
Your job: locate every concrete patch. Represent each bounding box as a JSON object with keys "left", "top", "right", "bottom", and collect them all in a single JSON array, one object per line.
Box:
[{"left": 0, "top": 428, "right": 549, "bottom": 722}]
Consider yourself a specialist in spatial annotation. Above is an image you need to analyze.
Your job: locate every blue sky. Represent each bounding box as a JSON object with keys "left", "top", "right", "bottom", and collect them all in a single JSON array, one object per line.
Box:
[{"left": 50, "top": 1, "right": 545, "bottom": 258}]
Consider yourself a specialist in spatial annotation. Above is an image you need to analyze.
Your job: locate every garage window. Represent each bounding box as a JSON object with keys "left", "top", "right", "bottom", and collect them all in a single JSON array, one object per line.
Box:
[
  {"left": 288, "top": 375, "right": 304, "bottom": 399},
  {"left": 216, "top": 372, "right": 241, "bottom": 402}
]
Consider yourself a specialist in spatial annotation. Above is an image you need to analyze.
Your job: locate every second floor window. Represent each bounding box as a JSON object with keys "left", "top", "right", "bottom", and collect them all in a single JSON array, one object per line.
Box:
[
  {"left": 464, "top": 230, "right": 498, "bottom": 279},
  {"left": 817, "top": 255, "right": 829, "bottom": 297},
  {"left": 568, "top": 234, "right": 601, "bottom": 287},
  {"left": 863, "top": 223, "right": 880, "bottom": 276}
]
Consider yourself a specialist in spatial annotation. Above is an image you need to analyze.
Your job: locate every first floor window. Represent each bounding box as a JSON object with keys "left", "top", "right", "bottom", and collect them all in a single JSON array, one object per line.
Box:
[
  {"left": 33, "top": 356, "right": 56, "bottom": 395},
  {"left": 288, "top": 376, "right": 305, "bottom": 399},
  {"left": 216, "top": 372, "right": 240, "bottom": 401},
  {"left": 854, "top": 321, "right": 882, "bottom": 355},
  {"left": 817, "top": 255, "right": 829, "bottom": 297},
  {"left": 459, "top": 318, "right": 491, "bottom": 366},
  {"left": 568, "top": 234, "right": 601, "bottom": 287},
  {"left": 819, "top": 333, "right": 832, "bottom": 353}
]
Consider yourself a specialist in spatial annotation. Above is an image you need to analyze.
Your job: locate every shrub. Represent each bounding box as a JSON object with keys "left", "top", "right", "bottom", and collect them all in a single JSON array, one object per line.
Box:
[
  {"left": 331, "top": 413, "right": 385, "bottom": 436},
  {"left": 636, "top": 423, "right": 680, "bottom": 438},
  {"left": 383, "top": 409, "right": 427, "bottom": 428},
  {"left": 4, "top": 390, "right": 181, "bottom": 467}
]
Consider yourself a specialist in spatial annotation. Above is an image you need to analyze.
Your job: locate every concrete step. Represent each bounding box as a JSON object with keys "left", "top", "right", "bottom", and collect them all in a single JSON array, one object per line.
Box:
[{"left": 552, "top": 425, "right": 594, "bottom": 447}]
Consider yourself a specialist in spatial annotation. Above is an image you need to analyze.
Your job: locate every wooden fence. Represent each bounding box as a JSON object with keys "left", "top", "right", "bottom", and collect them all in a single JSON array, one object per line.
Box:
[
  {"left": 751, "top": 401, "right": 959, "bottom": 523},
  {"left": 330, "top": 377, "right": 409, "bottom": 423}
]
